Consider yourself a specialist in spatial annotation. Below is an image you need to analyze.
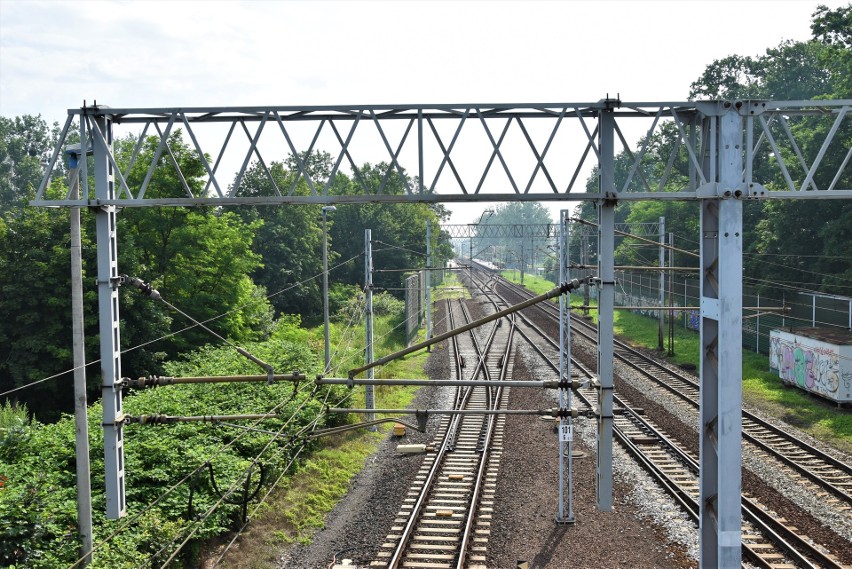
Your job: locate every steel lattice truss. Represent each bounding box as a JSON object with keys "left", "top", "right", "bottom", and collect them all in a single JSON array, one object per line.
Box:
[
  {"left": 441, "top": 222, "right": 662, "bottom": 239},
  {"left": 33, "top": 99, "right": 851, "bottom": 207},
  {"left": 441, "top": 223, "right": 556, "bottom": 238}
]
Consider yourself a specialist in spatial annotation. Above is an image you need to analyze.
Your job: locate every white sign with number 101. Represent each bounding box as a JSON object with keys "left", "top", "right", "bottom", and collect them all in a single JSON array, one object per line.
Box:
[{"left": 559, "top": 423, "right": 573, "bottom": 442}]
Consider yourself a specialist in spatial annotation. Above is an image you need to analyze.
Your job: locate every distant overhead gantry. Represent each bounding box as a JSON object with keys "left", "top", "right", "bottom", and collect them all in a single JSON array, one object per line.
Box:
[
  {"left": 33, "top": 99, "right": 851, "bottom": 208},
  {"left": 440, "top": 221, "right": 664, "bottom": 239}
]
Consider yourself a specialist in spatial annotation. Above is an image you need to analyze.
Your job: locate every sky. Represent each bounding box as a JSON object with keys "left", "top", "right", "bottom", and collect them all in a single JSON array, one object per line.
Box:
[{"left": 0, "top": 0, "right": 843, "bottom": 224}]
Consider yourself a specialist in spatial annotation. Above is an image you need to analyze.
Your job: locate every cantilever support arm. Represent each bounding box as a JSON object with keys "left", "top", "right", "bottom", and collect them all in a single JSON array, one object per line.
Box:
[{"left": 347, "top": 279, "right": 582, "bottom": 378}]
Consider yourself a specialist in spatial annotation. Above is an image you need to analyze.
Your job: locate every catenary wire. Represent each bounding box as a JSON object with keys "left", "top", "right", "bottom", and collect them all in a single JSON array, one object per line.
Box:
[
  {"left": 141, "top": 388, "right": 355, "bottom": 569},
  {"left": 0, "top": 252, "right": 364, "bottom": 398},
  {"left": 66, "top": 393, "right": 303, "bottom": 569}
]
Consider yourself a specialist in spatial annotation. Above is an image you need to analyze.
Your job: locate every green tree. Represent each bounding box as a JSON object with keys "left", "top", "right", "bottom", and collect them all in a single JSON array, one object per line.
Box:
[
  {"left": 0, "top": 115, "right": 60, "bottom": 210},
  {"left": 479, "top": 202, "right": 554, "bottom": 271},
  {"left": 329, "top": 162, "right": 452, "bottom": 295},
  {"left": 0, "top": 116, "right": 90, "bottom": 420},
  {"left": 116, "top": 132, "right": 273, "bottom": 367},
  {"left": 633, "top": 5, "right": 852, "bottom": 294},
  {"left": 228, "top": 159, "right": 327, "bottom": 321},
  {"left": 0, "top": 206, "right": 85, "bottom": 419}
]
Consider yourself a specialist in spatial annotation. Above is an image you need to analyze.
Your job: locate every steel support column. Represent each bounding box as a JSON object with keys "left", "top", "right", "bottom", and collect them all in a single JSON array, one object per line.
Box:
[
  {"left": 699, "top": 107, "right": 743, "bottom": 568},
  {"left": 364, "top": 229, "right": 376, "bottom": 430},
  {"left": 581, "top": 234, "right": 590, "bottom": 316},
  {"left": 426, "top": 220, "right": 432, "bottom": 349},
  {"left": 93, "top": 111, "right": 126, "bottom": 519},
  {"left": 322, "top": 205, "right": 336, "bottom": 372},
  {"left": 557, "top": 209, "right": 575, "bottom": 523},
  {"left": 658, "top": 216, "right": 666, "bottom": 351},
  {"left": 596, "top": 102, "right": 616, "bottom": 511}
]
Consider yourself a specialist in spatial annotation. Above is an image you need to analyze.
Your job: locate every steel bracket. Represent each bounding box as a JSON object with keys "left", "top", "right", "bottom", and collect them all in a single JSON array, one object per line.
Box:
[
  {"left": 746, "top": 183, "right": 768, "bottom": 198},
  {"left": 737, "top": 100, "right": 768, "bottom": 116}
]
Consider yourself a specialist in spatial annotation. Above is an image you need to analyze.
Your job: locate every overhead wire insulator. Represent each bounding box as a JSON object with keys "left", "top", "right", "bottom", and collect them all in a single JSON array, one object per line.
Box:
[{"left": 121, "top": 275, "right": 161, "bottom": 300}]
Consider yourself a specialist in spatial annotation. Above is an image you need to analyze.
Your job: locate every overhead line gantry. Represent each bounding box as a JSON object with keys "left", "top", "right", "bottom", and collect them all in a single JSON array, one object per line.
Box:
[{"left": 35, "top": 97, "right": 852, "bottom": 569}]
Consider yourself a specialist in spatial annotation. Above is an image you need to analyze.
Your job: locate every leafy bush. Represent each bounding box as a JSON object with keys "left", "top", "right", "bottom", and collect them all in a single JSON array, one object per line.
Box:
[
  {"left": 334, "top": 290, "right": 403, "bottom": 324},
  {"left": 0, "top": 315, "right": 350, "bottom": 568},
  {"left": 329, "top": 283, "right": 360, "bottom": 321},
  {"left": 372, "top": 291, "right": 405, "bottom": 318},
  {"left": 0, "top": 401, "right": 30, "bottom": 462}
]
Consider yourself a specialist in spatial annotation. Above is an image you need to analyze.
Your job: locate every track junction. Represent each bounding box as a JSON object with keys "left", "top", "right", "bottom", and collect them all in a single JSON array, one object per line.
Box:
[{"left": 358, "top": 263, "right": 852, "bottom": 569}]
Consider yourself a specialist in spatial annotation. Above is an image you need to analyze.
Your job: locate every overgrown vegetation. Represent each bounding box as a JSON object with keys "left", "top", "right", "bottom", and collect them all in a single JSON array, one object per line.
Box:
[
  {"left": 0, "top": 316, "right": 346, "bottom": 567},
  {"left": 0, "top": 289, "right": 437, "bottom": 568},
  {"left": 208, "top": 284, "right": 441, "bottom": 567}
]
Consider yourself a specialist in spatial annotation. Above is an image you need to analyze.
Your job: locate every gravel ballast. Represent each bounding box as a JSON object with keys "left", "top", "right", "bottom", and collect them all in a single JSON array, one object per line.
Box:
[{"left": 276, "top": 289, "right": 852, "bottom": 568}]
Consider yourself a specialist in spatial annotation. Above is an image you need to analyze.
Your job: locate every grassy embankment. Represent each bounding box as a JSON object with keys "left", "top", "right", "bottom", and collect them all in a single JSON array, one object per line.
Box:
[
  {"left": 216, "top": 273, "right": 467, "bottom": 568},
  {"left": 500, "top": 272, "right": 852, "bottom": 455}
]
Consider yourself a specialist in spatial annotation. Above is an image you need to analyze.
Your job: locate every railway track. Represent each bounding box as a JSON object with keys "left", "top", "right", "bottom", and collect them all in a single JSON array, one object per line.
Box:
[
  {"left": 365, "top": 265, "right": 849, "bottom": 568},
  {"left": 371, "top": 296, "right": 515, "bottom": 568},
  {"left": 485, "top": 266, "right": 852, "bottom": 512},
  {"left": 467, "top": 265, "right": 851, "bottom": 568}
]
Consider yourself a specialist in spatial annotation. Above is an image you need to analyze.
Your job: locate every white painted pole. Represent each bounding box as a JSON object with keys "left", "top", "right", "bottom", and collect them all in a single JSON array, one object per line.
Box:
[
  {"left": 659, "top": 216, "right": 665, "bottom": 351},
  {"left": 426, "top": 220, "right": 432, "bottom": 350},
  {"left": 365, "top": 230, "right": 376, "bottom": 430}
]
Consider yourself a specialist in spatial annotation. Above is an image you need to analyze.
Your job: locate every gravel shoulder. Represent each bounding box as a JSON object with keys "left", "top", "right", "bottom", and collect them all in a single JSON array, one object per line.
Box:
[{"left": 486, "top": 343, "right": 697, "bottom": 569}]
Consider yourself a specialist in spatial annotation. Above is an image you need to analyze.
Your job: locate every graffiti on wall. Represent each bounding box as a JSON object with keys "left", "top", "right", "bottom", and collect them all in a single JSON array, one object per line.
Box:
[
  {"left": 769, "top": 336, "right": 845, "bottom": 396},
  {"left": 686, "top": 310, "right": 700, "bottom": 331},
  {"left": 614, "top": 292, "right": 662, "bottom": 318},
  {"left": 614, "top": 290, "right": 700, "bottom": 331}
]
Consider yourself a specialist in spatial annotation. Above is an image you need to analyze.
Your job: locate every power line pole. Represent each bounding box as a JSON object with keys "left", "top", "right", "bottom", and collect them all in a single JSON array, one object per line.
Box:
[
  {"left": 668, "top": 232, "right": 675, "bottom": 357},
  {"left": 581, "top": 233, "right": 590, "bottom": 317},
  {"left": 557, "top": 209, "right": 575, "bottom": 524},
  {"left": 92, "top": 109, "right": 126, "bottom": 520},
  {"left": 426, "top": 220, "right": 432, "bottom": 351},
  {"left": 596, "top": 100, "right": 616, "bottom": 512},
  {"left": 68, "top": 147, "right": 93, "bottom": 565},
  {"left": 364, "top": 229, "right": 376, "bottom": 430},
  {"left": 322, "top": 206, "right": 336, "bottom": 372},
  {"left": 658, "top": 216, "right": 666, "bottom": 351}
]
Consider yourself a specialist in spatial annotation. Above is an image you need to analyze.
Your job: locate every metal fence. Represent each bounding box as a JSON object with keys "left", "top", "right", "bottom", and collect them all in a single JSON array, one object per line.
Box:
[
  {"left": 404, "top": 273, "right": 422, "bottom": 345},
  {"left": 403, "top": 265, "right": 446, "bottom": 345},
  {"left": 576, "top": 269, "right": 852, "bottom": 356}
]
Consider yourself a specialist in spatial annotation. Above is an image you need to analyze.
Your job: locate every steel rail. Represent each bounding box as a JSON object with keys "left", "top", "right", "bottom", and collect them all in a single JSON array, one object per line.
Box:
[
  {"left": 486, "top": 266, "right": 852, "bottom": 505},
  {"left": 388, "top": 299, "right": 464, "bottom": 569},
  {"left": 457, "top": 315, "right": 513, "bottom": 569},
  {"left": 571, "top": 314, "right": 852, "bottom": 505},
  {"left": 483, "top": 266, "right": 849, "bottom": 568},
  {"left": 386, "top": 296, "right": 505, "bottom": 568},
  {"left": 453, "top": 280, "right": 515, "bottom": 568},
  {"left": 385, "top": 300, "right": 463, "bottom": 569}
]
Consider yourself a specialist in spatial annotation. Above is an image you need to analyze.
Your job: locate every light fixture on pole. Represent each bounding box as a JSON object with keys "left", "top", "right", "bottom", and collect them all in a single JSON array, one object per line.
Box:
[{"left": 321, "top": 205, "right": 337, "bottom": 372}]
